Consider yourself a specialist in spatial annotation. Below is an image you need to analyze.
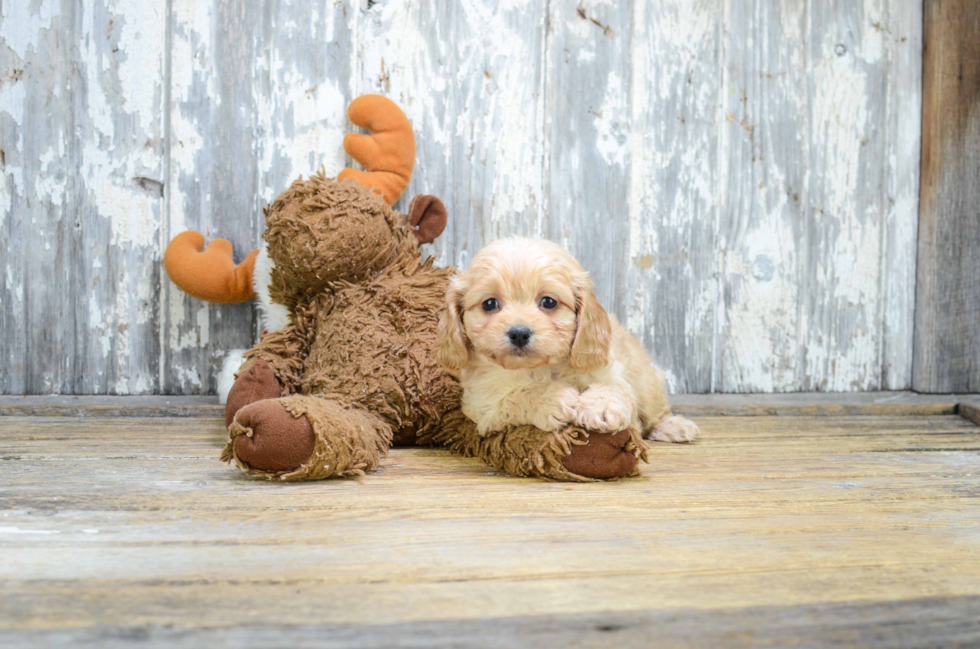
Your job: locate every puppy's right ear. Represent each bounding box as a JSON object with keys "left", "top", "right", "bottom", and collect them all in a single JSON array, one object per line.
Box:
[{"left": 436, "top": 275, "right": 470, "bottom": 372}]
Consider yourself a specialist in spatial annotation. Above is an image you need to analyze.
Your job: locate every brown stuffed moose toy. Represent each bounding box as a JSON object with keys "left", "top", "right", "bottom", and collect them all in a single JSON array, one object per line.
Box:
[{"left": 164, "top": 95, "right": 650, "bottom": 481}]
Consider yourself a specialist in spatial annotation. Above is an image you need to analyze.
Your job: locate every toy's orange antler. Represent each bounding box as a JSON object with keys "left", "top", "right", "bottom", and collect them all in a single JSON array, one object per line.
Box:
[
  {"left": 164, "top": 231, "right": 258, "bottom": 304},
  {"left": 337, "top": 94, "right": 416, "bottom": 205}
]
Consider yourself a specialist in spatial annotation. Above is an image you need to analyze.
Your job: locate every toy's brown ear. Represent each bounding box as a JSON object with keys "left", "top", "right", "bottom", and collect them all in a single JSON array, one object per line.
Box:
[{"left": 406, "top": 194, "right": 447, "bottom": 244}]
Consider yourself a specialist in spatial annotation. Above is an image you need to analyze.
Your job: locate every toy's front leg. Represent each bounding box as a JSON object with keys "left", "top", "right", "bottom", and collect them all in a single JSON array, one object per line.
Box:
[
  {"left": 435, "top": 411, "right": 648, "bottom": 481},
  {"left": 222, "top": 395, "right": 394, "bottom": 480},
  {"left": 560, "top": 426, "right": 648, "bottom": 479}
]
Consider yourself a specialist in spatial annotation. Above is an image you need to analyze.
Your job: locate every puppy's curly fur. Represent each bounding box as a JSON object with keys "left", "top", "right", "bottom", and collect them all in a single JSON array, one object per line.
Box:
[{"left": 437, "top": 237, "right": 700, "bottom": 443}]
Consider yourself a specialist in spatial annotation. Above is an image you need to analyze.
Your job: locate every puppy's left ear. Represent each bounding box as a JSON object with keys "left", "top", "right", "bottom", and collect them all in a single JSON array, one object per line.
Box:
[
  {"left": 436, "top": 274, "right": 470, "bottom": 372},
  {"left": 569, "top": 276, "right": 611, "bottom": 373},
  {"left": 405, "top": 194, "right": 447, "bottom": 244}
]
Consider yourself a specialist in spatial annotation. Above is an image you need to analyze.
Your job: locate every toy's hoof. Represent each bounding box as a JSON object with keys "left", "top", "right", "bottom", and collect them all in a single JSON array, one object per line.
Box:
[
  {"left": 561, "top": 429, "right": 638, "bottom": 479},
  {"left": 225, "top": 359, "right": 281, "bottom": 427},
  {"left": 231, "top": 400, "right": 315, "bottom": 472}
]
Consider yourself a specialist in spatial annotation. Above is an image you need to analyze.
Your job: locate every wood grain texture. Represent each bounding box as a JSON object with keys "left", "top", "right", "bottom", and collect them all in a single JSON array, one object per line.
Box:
[
  {"left": 76, "top": 0, "right": 167, "bottom": 395},
  {"left": 164, "top": 0, "right": 261, "bottom": 393},
  {"left": 0, "top": 1, "right": 76, "bottom": 395},
  {"left": 545, "top": 1, "right": 631, "bottom": 324},
  {"left": 0, "top": 1, "right": 167, "bottom": 395},
  {"left": 959, "top": 402, "right": 980, "bottom": 427},
  {"left": 2, "top": 1, "right": 923, "bottom": 394},
  {"left": 3, "top": 598, "right": 978, "bottom": 648},
  {"left": 881, "top": 0, "right": 923, "bottom": 391},
  {"left": 804, "top": 1, "right": 903, "bottom": 392},
  {"left": 1, "top": 391, "right": 976, "bottom": 417},
  {"left": 914, "top": 0, "right": 980, "bottom": 393},
  {"left": 718, "top": 0, "right": 808, "bottom": 392},
  {"left": 162, "top": 0, "right": 356, "bottom": 394},
  {"left": 1, "top": 412, "right": 979, "bottom": 645},
  {"left": 718, "top": 0, "right": 922, "bottom": 392},
  {"left": 624, "top": 1, "right": 721, "bottom": 393}
]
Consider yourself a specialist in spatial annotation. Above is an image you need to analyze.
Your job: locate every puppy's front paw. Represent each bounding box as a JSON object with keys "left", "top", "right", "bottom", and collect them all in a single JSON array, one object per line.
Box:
[
  {"left": 533, "top": 386, "right": 579, "bottom": 431},
  {"left": 574, "top": 387, "right": 633, "bottom": 432},
  {"left": 649, "top": 415, "right": 700, "bottom": 443}
]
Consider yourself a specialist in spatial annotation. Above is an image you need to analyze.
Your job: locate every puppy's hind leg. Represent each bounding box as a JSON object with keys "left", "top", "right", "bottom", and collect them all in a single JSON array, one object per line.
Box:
[{"left": 648, "top": 414, "right": 700, "bottom": 443}]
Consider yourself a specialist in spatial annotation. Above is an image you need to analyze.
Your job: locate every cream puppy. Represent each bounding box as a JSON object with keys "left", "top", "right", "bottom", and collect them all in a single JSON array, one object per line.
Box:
[{"left": 437, "top": 237, "right": 699, "bottom": 443}]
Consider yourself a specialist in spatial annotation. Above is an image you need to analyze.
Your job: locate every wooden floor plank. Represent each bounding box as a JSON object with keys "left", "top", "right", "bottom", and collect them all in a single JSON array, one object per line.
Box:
[
  {"left": 3, "top": 597, "right": 978, "bottom": 649},
  {"left": 1, "top": 412, "right": 979, "bottom": 646},
  {"left": 3, "top": 391, "right": 978, "bottom": 418}
]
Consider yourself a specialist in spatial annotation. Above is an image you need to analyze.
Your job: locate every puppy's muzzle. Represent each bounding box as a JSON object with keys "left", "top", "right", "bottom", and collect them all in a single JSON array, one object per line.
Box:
[{"left": 507, "top": 326, "right": 532, "bottom": 349}]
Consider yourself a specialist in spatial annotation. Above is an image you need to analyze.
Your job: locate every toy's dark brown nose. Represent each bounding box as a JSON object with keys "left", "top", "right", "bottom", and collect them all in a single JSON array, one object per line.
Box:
[{"left": 507, "top": 326, "right": 532, "bottom": 348}]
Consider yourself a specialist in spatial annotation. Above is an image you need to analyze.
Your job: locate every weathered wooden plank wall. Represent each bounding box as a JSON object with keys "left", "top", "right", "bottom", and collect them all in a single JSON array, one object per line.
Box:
[
  {"left": 1, "top": 0, "right": 167, "bottom": 394},
  {"left": 914, "top": 0, "right": 980, "bottom": 393},
  {"left": 0, "top": 0, "right": 922, "bottom": 395}
]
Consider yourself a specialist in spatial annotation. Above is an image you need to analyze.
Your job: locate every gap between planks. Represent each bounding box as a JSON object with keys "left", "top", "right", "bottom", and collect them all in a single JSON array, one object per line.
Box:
[{"left": 0, "top": 393, "right": 978, "bottom": 421}]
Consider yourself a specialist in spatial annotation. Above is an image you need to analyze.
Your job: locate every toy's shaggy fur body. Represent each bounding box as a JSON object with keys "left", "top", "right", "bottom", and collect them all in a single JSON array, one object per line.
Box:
[
  {"left": 250, "top": 255, "right": 461, "bottom": 446},
  {"left": 221, "top": 175, "right": 652, "bottom": 481},
  {"left": 222, "top": 177, "right": 458, "bottom": 478}
]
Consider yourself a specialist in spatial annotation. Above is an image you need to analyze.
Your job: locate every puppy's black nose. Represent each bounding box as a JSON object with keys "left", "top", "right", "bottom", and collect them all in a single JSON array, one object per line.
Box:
[{"left": 507, "top": 326, "right": 532, "bottom": 348}]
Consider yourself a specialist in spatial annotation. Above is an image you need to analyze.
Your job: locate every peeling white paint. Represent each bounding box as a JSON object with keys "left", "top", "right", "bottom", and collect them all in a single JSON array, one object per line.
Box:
[
  {"left": 804, "top": 25, "right": 881, "bottom": 391},
  {"left": 196, "top": 305, "right": 210, "bottom": 347},
  {"left": 0, "top": 169, "right": 14, "bottom": 228},
  {"left": 593, "top": 72, "right": 627, "bottom": 167},
  {"left": 360, "top": 1, "right": 452, "bottom": 151},
  {"left": 90, "top": 294, "right": 111, "bottom": 358},
  {"left": 33, "top": 147, "right": 65, "bottom": 207},
  {"left": 6, "top": 266, "right": 23, "bottom": 303},
  {"left": 167, "top": 291, "right": 189, "bottom": 353},
  {"left": 255, "top": 59, "right": 346, "bottom": 202},
  {"left": 0, "top": 0, "right": 60, "bottom": 59},
  {"left": 113, "top": 2, "right": 166, "bottom": 135},
  {"left": 456, "top": 0, "right": 546, "bottom": 230},
  {"left": 168, "top": 0, "right": 214, "bottom": 236},
  {"left": 110, "top": 282, "right": 133, "bottom": 393},
  {"left": 175, "top": 366, "right": 203, "bottom": 390},
  {"left": 0, "top": 63, "right": 26, "bottom": 128},
  {"left": 2, "top": 0, "right": 923, "bottom": 395},
  {"left": 0, "top": 55, "right": 26, "bottom": 229},
  {"left": 83, "top": 158, "right": 160, "bottom": 249},
  {"left": 77, "top": 1, "right": 163, "bottom": 252},
  {"left": 810, "top": 62, "right": 870, "bottom": 223},
  {"left": 626, "top": 0, "right": 720, "bottom": 392}
]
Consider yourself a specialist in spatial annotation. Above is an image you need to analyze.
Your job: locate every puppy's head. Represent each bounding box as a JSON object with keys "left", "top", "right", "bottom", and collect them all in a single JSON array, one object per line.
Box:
[{"left": 437, "top": 238, "right": 611, "bottom": 373}]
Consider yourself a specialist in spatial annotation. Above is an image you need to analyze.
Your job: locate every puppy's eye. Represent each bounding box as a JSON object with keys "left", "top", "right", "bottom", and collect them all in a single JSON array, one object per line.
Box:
[
  {"left": 482, "top": 298, "right": 499, "bottom": 312},
  {"left": 539, "top": 296, "right": 558, "bottom": 310}
]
